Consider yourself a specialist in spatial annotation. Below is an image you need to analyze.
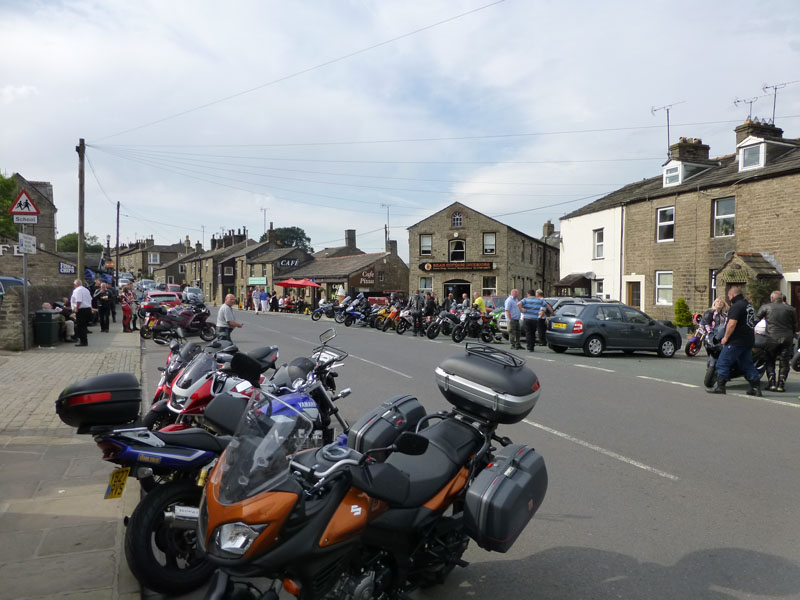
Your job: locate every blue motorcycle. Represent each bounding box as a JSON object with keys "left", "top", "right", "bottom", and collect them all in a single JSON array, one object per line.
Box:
[{"left": 56, "top": 329, "right": 351, "bottom": 596}]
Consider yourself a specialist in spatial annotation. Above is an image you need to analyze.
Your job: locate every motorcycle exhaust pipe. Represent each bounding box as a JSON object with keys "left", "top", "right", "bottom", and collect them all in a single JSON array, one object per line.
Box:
[{"left": 163, "top": 505, "right": 200, "bottom": 529}]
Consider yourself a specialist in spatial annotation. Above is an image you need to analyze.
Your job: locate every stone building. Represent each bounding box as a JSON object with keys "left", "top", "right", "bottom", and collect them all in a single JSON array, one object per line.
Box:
[
  {"left": 11, "top": 174, "right": 58, "bottom": 253},
  {"left": 312, "top": 230, "right": 364, "bottom": 258},
  {"left": 407, "top": 202, "right": 559, "bottom": 300},
  {"left": 153, "top": 241, "right": 204, "bottom": 287},
  {"left": 232, "top": 242, "right": 313, "bottom": 303},
  {"left": 180, "top": 229, "right": 252, "bottom": 304},
  {"left": 562, "top": 119, "right": 800, "bottom": 322},
  {"left": 118, "top": 236, "right": 189, "bottom": 280}
]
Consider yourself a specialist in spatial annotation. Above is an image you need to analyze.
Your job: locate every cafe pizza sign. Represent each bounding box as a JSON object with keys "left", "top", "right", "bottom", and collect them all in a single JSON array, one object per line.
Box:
[{"left": 419, "top": 262, "right": 494, "bottom": 271}]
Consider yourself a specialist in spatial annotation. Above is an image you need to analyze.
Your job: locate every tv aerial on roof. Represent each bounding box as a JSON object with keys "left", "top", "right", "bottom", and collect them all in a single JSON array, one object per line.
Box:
[
  {"left": 651, "top": 100, "right": 687, "bottom": 158},
  {"left": 762, "top": 80, "right": 799, "bottom": 124}
]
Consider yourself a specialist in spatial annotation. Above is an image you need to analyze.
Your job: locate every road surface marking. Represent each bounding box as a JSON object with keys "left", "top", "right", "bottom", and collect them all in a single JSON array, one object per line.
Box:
[
  {"left": 527, "top": 356, "right": 556, "bottom": 363},
  {"left": 523, "top": 419, "right": 680, "bottom": 481},
  {"left": 573, "top": 364, "right": 616, "bottom": 373},
  {"left": 637, "top": 375, "right": 699, "bottom": 388},
  {"left": 350, "top": 355, "right": 413, "bottom": 379},
  {"left": 729, "top": 393, "right": 800, "bottom": 408}
]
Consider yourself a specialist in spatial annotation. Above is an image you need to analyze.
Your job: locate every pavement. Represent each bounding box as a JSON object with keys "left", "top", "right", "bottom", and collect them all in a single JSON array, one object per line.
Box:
[{"left": 0, "top": 322, "right": 142, "bottom": 600}]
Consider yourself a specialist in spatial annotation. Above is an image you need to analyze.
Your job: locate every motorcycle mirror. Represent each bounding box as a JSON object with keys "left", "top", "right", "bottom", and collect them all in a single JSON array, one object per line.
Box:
[
  {"left": 319, "top": 328, "right": 336, "bottom": 344},
  {"left": 334, "top": 387, "right": 351, "bottom": 400},
  {"left": 393, "top": 432, "right": 428, "bottom": 456},
  {"left": 169, "top": 339, "right": 180, "bottom": 351}
]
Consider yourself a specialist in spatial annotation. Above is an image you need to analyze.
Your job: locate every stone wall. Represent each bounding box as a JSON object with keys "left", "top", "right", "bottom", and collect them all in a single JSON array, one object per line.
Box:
[
  {"left": 623, "top": 172, "right": 800, "bottom": 320},
  {"left": 0, "top": 284, "right": 72, "bottom": 351},
  {"left": 0, "top": 238, "right": 79, "bottom": 287}
]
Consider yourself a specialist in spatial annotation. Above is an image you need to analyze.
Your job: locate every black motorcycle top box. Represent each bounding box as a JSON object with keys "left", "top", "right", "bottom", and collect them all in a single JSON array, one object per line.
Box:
[
  {"left": 56, "top": 372, "right": 141, "bottom": 429},
  {"left": 347, "top": 395, "right": 427, "bottom": 458},
  {"left": 435, "top": 344, "right": 540, "bottom": 424}
]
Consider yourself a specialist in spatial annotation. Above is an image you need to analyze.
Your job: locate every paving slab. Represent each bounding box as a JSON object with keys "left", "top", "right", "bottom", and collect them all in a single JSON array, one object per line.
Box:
[{"left": 0, "top": 326, "right": 142, "bottom": 599}]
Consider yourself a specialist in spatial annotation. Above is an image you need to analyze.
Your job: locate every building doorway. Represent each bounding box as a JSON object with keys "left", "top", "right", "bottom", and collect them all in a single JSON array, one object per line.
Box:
[
  {"left": 444, "top": 279, "right": 470, "bottom": 304},
  {"left": 627, "top": 282, "right": 641, "bottom": 310}
]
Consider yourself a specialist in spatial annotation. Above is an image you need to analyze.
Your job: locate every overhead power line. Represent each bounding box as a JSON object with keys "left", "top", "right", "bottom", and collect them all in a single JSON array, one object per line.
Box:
[{"left": 93, "top": 0, "right": 506, "bottom": 142}]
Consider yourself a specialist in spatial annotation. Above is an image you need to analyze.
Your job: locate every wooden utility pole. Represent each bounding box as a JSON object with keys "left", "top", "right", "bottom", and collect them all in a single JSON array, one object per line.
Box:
[
  {"left": 76, "top": 138, "right": 85, "bottom": 282},
  {"left": 115, "top": 201, "right": 120, "bottom": 287}
]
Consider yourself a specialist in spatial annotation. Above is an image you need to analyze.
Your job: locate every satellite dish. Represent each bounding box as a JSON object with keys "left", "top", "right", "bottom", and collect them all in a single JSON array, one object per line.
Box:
[{"left": 584, "top": 272, "right": 596, "bottom": 280}]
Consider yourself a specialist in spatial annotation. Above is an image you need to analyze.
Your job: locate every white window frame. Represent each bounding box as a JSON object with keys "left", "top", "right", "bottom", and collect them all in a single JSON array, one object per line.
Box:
[
  {"left": 167, "top": 275, "right": 174, "bottom": 284},
  {"left": 451, "top": 212, "right": 463, "bottom": 228},
  {"left": 482, "top": 276, "right": 497, "bottom": 296},
  {"left": 738, "top": 143, "right": 764, "bottom": 171},
  {"left": 224, "top": 266, "right": 234, "bottom": 276},
  {"left": 178, "top": 263, "right": 186, "bottom": 274},
  {"left": 449, "top": 239, "right": 466, "bottom": 262},
  {"left": 593, "top": 279, "right": 604, "bottom": 298},
  {"left": 419, "top": 277, "right": 432, "bottom": 294},
  {"left": 655, "top": 271, "right": 673, "bottom": 305},
  {"left": 419, "top": 234, "right": 432, "bottom": 256},
  {"left": 147, "top": 252, "right": 160, "bottom": 265},
  {"left": 593, "top": 229, "right": 604, "bottom": 260},
  {"left": 710, "top": 269, "right": 717, "bottom": 300},
  {"left": 663, "top": 164, "right": 681, "bottom": 187},
  {"left": 713, "top": 197, "right": 735, "bottom": 238},
  {"left": 656, "top": 206, "right": 675, "bottom": 242},
  {"left": 482, "top": 232, "right": 496, "bottom": 255}
]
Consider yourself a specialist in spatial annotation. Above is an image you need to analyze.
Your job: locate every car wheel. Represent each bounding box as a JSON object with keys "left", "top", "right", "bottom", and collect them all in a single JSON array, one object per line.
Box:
[
  {"left": 549, "top": 344, "right": 568, "bottom": 353},
  {"left": 657, "top": 337, "right": 677, "bottom": 358},
  {"left": 582, "top": 335, "right": 604, "bottom": 357}
]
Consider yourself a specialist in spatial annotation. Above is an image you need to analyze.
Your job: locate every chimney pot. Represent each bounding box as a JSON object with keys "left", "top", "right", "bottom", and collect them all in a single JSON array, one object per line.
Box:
[
  {"left": 669, "top": 137, "right": 710, "bottom": 162},
  {"left": 735, "top": 119, "right": 783, "bottom": 144}
]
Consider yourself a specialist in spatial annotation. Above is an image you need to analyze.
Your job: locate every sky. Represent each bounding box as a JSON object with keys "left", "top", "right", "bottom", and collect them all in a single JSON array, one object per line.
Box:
[{"left": 2, "top": 0, "right": 800, "bottom": 262}]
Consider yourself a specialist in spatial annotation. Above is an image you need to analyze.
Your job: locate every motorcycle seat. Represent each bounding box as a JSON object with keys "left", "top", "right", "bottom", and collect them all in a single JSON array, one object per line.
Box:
[
  {"left": 153, "top": 428, "right": 230, "bottom": 453},
  {"left": 353, "top": 419, "right": 480, "bottom": 508},
  {"left": 247, "top": 345, "right": 279, "bottom": 371}
]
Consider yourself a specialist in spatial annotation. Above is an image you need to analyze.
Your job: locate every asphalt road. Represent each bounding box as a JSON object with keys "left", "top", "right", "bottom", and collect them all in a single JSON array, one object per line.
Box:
[{"left": 142, "top": 310, "right": 800, "bottom": 600}]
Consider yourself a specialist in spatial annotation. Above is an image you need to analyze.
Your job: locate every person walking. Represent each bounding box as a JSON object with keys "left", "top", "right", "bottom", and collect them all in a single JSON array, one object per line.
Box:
[
  {"left": 504, "top": 288, "right": 522, "bottom": 350},
  {"left": 260, "top": 288, "right": 269, "bottom": 313},
  {"left": 70, "top": 279, "right": 93, "bottom": 347},
  {"left": 216, "top": 293, "right": 243, "bottom": 342},
  {"left": 93, "top": 282, "right": 112, "bottom": 332},
  {"left": 756, "top": 290, "right": 798, "bottom": 392},
  {"left": 120, "top": 284, "right": 134, "bottom": 332},
  {"left": 109, "top": 285, "right": 118, "bottom": 324},
  {"left": 519, "top": 289, "right": 542, "bottom": 352},
  {"left": 251, "top": 287, "right": 260, "bottom": 313},
  {"left": 707, "top": 284, "right": 761, "bottom": 396}
]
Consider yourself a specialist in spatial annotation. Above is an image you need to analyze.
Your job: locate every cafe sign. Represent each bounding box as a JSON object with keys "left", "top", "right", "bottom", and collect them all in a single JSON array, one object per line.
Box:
[
  {"left": 349, "top": 268, "right": 375, "bottom": 287},
  {"left": 419, "top": 262, "right": 494, "bottom": 271},
  {"left": 275, "top": 258, "right": 302, "bottom": 271}
]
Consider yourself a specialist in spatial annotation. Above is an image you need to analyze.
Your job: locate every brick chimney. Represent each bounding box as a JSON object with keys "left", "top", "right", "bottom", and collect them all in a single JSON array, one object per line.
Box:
[
  {"left": 386, "top": 239, "right": 397, "bottom": 255},
  {"left": 542, "top": 220, "right": 555, "bottom": 238},
  {"left": 210, "top": 235, "right": 217, "bottom": 251},
  {"left": 195, "top": 241, "right": 204, "bottom": 253},
  {"left": 668, "top": 137, "right": 710, "bottom": 162},
  {"left": 345, "top": 229, "right": 356, "bottom": 250},
  {"left": 735, "top": 119, "right": 784, "bottom": 144}
]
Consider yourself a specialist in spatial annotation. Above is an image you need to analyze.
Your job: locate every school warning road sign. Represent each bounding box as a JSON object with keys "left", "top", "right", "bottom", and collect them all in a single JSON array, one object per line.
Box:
[{"left": 9, "top": 190, "right": 41, "bottom": 215}]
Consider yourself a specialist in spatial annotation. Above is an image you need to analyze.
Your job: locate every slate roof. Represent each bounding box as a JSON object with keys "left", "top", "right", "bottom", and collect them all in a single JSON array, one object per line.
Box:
[
  {"left": 562, "top": 143, "right": 800, "bottom": 220},
  {"left": 283, "top": 252, "right": 387, "bottom": 279},
  {"left": 157, "top": 251, "right": 200, "bottom": 270},
  {"left": 313, "top": 246, "right": 365, "bottom": 258},
  {"left": 229, "top": 243, "right": 297, "bottom": 262},
  {"left": 555, "top": 272, "right": 591, "bottom": 287},
  {"left": 195, "top": 240, "right": 255, "bottom": 261},
  {"left": 717, "top": 252, "right": 783, "bottom": 283}
]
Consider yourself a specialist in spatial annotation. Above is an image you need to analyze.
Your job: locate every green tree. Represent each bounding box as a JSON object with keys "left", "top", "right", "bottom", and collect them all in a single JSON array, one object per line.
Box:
[
  {"left": 57, "top": 232, "right": 105, "bottom": 253},
  {"left": 0, "top": 172, "right": 18, "bottom": 240},
  {"left": 674, "top": 297, "right": 693, "bottom": 327},
  {"left": 259, "top": 226, "right": 313, "bottom": 253}
]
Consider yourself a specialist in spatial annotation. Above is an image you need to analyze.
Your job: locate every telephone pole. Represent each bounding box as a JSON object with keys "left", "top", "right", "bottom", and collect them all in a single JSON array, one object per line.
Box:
[
  {"left": 115, "top": 201, "right": 120, "bottom": 287},
  {"left": 260, "top": 207, "right": 267, "bottom": 237},
  {"left": 76, "top": 138, "right": 85, "bottom": 282}
]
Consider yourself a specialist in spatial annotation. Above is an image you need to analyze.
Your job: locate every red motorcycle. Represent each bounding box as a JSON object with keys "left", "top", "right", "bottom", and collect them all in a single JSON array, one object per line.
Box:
[{"left": 141, "top": 302, "right": 216, "bottom": 341}]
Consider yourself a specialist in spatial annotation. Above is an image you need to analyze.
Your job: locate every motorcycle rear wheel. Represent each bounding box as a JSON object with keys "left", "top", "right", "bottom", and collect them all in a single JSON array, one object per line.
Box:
[
  {"left": 124, "top": 479, "right": 213, "bottom": 595},
  {"left": 704, "top": 365, "right": 717, "bottom": 388},
  {"left": 334, "top": 312, "right": 346, "bottom": 324},
  {"left": 199, "top": 325, "right": 216, "bottom": 341}
]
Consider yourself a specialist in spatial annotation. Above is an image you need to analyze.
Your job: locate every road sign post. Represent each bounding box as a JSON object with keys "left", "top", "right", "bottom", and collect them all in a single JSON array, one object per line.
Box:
[{"left": 9, "top": 192, "right": 41, "bottom": 351}]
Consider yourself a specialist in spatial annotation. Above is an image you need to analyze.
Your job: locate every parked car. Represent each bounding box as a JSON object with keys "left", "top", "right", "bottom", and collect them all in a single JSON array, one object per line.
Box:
[
  {"left": 143, "top": 291, "right": 182, "bottom": 308},
  {"left": 481, "top": 295, "right": 506, "bottom": 312},
  {"left": 117, "top": 271, "right": 134, "bottom": 282},
  {"left": 495, "top": 296, "right": 575, "bottom": 340},
  {"left": 182, "top": 286, "right": 204, "bottom": 304},
  {"left": 546, "top": 302, "right": 681, "bottom": 357}
]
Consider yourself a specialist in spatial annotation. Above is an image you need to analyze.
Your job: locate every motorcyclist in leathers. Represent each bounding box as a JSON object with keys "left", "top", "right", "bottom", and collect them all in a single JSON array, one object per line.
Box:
[{"left": 756, "top": 290, "right": 798, "bottom": 392}]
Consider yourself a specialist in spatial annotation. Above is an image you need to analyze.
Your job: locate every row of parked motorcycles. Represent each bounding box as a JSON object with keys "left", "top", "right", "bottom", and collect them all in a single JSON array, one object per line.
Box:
[
  {"left": 311, "top": 294, "right": 501, "bottom": 343},
  {"left": 55, "top": 328, "right": 549, "bottom": 599}
]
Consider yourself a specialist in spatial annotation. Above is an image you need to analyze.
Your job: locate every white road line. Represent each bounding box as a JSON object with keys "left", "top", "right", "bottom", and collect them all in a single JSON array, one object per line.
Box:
[
  {"left": 729, "top": 393, "right": 800, "bottom": 408},
  {"left": 527, "top": 356, "right": 556, "bottom": 363},
  {"left": 523, "top": 419, "right": 680, "bottom": 481},
  {"left": 573, "top": 364, "right": 616, "bottom": 373},
  {"left": 290, "top": 336, "right": 315, "bottom": 345},
  {"left": 350, "top": 355, "right": 413, "bottom": 379},
  {"left": 637, "top": 375, "right": 699, "bottom": 389}
]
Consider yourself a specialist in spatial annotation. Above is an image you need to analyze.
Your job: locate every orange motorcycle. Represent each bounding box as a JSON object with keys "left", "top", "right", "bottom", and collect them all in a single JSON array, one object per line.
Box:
[{"left": 198, "top": 343, "right": 548, "bottom": 599}]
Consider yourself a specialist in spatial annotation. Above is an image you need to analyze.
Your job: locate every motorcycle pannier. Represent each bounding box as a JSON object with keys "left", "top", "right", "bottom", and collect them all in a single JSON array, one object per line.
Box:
[
  {"left": 464, "top": 443, "right": 548, "bottom": 553},
  {"left": 435, "top": 345, "right": 540, "bottom": 424},
  {"left": 56, "top": 372, "right": 141, "bottom": 429},
  {"left": 347, "top": 395, "right": 426, "bottom": 457}
]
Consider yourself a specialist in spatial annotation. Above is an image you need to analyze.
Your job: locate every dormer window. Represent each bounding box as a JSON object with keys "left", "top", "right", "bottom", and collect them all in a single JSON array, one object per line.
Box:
[
  {"left": 739, "top": 144, "right": 764, "bottom": 171},
  {"left": 664, "top": 166, "right": 680, "bottom": 186},
  {"left": 663, "top": 160, "right": 709, "bottom": 188}
]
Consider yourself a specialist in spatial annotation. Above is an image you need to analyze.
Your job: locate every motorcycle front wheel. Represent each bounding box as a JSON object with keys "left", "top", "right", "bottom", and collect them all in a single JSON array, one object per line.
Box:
[
  {"left": 124, "top": 479, "right": 214, "bottom": 595},
  {"left": 344, "top": 314, "right": 355, "bottom": 327},
  {"left": 452, "top": 325, "right": 466, "bottom": 343},
  {"left": 427, "top": 323, "right": 441, "bottom": 340},
  {"left": 396, "top": 320, "right": 408, "bottom": 335},
  {"left": 480, "top": 328, "right": 494, "bottom": 343},
  {"left": 199, "top": 324, "right": 216, "bottom": 341},
  {"left": 685, "top": 340, "right": 700, "bottom": 356},
  {"left": 311, "top": 311, "right": 322, "bottom": 321},
  {"left": 139, "top": 325, "right": 153, "bottom": 339}
]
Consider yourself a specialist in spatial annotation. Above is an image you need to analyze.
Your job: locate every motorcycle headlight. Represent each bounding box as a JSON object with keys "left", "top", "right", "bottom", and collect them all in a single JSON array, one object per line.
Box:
[
  {"left": 460, "top": 314, "right": 467, "bottom": 322},
  {"left": 213, "top": 521, "right": 267, "bottom": 556}
]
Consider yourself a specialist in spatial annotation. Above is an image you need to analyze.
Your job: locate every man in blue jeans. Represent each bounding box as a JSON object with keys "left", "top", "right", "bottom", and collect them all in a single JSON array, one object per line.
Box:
[
  {"left": 504, "top": 288, "right": 522, "bottom": 350},
  {"left": 707, "top": 283, "right": 761, "bottom": 396}
]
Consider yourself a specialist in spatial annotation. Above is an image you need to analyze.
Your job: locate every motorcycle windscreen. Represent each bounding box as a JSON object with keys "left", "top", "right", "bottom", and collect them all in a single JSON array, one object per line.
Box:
[
  {"left": 218, "top": 389, "right": 314, "bottom": 505},
  {"left": 174, "top": 353, "right": 216, "bottom": 389}
]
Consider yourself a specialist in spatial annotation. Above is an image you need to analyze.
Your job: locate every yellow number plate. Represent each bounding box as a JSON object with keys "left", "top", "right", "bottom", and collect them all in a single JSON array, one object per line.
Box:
[
  {"left": 552, "top": 322, "right": 567, "bottom": 329},
  {"left": 104, "top": 467, "right": 130, "bottom": 499}
]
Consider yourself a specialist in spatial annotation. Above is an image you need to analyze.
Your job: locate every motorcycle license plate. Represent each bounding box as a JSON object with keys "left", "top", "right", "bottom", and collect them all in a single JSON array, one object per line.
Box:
[
  {"left": 104, "top": 467, "right": 130, "bottom": 499},
  {"left": 552, "top": 322, "right": 567, "bottom": 329}
]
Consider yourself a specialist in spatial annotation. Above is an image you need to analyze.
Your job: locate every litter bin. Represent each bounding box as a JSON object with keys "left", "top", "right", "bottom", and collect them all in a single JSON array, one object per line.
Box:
[{"left": 34, "top": 309, "right": 63, "bottom": 346}]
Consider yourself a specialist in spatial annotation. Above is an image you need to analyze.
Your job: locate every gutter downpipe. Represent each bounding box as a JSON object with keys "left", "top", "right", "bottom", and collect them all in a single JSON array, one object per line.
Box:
[{"left": 619, "top": 204, "right": 624, "bottom": 302}]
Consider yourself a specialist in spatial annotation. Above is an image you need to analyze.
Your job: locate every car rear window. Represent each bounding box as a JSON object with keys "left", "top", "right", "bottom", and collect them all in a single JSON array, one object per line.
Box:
[
  {"left": 150, "top": 294, "right": 179, "bottom": 302},
  {"left": 556, "top": 304, "right": 586, "bottom": 318},
  {"left": 186, "top": 288, "right": 201, "bottom": 294}
]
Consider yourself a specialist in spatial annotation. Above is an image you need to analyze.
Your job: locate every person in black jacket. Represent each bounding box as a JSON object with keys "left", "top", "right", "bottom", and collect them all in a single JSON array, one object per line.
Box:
[
  {"left": 756, "top": 291, "right": 798, "bottom": 392},
  {"left": 409, "top": 290, "right": 425, "bottom": 337}
]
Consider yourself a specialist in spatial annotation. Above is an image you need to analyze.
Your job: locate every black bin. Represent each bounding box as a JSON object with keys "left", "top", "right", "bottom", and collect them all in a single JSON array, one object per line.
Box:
[{"left": 34, "top": 309, "right": 63, "bottom": 346}]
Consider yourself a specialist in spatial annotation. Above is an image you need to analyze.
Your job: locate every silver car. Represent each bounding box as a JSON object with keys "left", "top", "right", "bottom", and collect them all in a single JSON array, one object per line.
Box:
[{"left": 182, "top": 286, "right": 204, "bottom": 304}]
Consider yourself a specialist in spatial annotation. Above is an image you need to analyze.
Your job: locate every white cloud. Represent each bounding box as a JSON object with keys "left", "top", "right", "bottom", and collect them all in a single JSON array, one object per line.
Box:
[{"left": 1, "top": 84, "right": 39, "bottom": 105}]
